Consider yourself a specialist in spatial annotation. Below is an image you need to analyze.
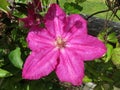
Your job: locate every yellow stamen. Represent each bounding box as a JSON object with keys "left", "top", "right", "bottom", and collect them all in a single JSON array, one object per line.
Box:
[{"left": 56, "top": 37, "right": 66, "bottom": 48}]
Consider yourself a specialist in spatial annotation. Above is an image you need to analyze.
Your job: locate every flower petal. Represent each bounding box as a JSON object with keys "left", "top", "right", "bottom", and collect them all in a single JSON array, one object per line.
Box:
[
  {"left": 20, "top": 0, "right": 42, "bottom": 28},
  {"left": 67, "top": 35, "right": 106, "bottom": 61},
  {"left": 45, "top": 4, "right": 66, "bottom": 37},
  {"left": 20, "top": 16, "right": 35, "bottom": 28},
  {"left": 22, "top": 48, "right": 59, "bottom": 79},
  {"left": 56, "top": 49, "right": 84, "bottom": 86},
  {"left": 63, "top": 14, "right": 87, "bottom": 40},
  {"left": 27, "top": 27, "right": 55, "bottom": 52}
]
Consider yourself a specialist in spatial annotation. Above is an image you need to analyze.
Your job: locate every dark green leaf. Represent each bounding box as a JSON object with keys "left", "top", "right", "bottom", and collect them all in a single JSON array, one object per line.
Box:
[
  {"left": 100, "top": 76, "right": 114, "bottom": 83},
  {"left": 64, "top": 2, "right": 83, "bottom": 14},
  {"left": 8, "top": 47, "right": 23, "bottom": 69},
  {"left": 102, "top": 84, "right": 113, "bottom": 90},
  {"left": 75, "top": 0, "right": 87, "bottom": 3},
  {"left": 94, "top": 85, "right": 102, "bottom": 90},
  {"left": 0, "top": 68, "right": 12, "bottom": 78},
  {"left": 112, "top": 70, "right": 120, "bottom": 88}
]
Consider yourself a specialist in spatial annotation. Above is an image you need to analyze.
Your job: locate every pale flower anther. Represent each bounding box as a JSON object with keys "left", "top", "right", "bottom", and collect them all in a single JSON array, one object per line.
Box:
[{"left": 55, "top": 37, "right": 66, "bottom": 48}]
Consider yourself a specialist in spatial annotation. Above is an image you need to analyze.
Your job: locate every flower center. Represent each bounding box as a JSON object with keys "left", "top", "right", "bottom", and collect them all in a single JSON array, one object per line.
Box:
[{"left": 55, "top": 37, "right": 66, "bottom": 48}]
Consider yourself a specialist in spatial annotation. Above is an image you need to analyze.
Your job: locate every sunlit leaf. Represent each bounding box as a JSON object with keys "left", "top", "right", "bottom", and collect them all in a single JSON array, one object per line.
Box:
[
  {"left": 111, "top": 48, "right": 120, "bottom": 69},
  {"left": 0, "top": 68, "right": 12, "bottom": 78},
  {"left": 97, "top": 31, "right": 106, "bottom": 42},
  {"left": 107, "top": 32, "right": 118, "bottom": 43},
  {"left": 8, "top": 47, "right": 23, "bottom": 69},
  {"left": 0, "top": 0, "right": 10, "bottom": 13},
  {"left": 97, "top": 28, "right": 113, "bottom": 42},
  {"left": 13, "top": 10, "right": 26, "bottom": 18},
  {"left": 104, "top": 43, "right": 113, "bottom": 62},
  {"left": 83, "top": 75, "right": 92, "bottom": 83},
  {"left": 15, "top": 0, "right": 27, "bottom": 3}
]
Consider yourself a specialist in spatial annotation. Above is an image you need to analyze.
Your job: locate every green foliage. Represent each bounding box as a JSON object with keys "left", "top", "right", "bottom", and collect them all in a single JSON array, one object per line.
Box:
[
  {"left": 0, "top": 0, "right": 120, "bottom": 90},
  {"left": 8, "top": 47, "right": 23, "bottom": 69},
  {"left": 75, "top": 0, "right": 87, "bottom": 3},
  {"left": 64, "top": 2, "right": 83, "bottom": 14},
  {"left": 83, "top": 75, "right": 92, "bottom": 83},
  {"left": 107, "top": 32, "right": 118, "bottom": 43},
  {"left": 112, "top": 48, "right": 120, "bottom": 69},
  {"left": 94, "top": 84, "right": 113, "bottom": 90},
  {"left": 0, "top": 0, "right": 10, "bottom": 13},
  {"left": 104, "top": 43, "right": 113, "bottom": 62},
  {"left": 0, "top": 68, "right": 12, "bottom": 78},
  {"left": 95, "top": 27, "right": 120, "bottom": 89}
]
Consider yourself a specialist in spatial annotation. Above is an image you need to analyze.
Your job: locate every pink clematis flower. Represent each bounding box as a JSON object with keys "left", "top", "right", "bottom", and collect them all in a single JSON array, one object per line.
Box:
[
  {"left": 20, "top": 0, "right": 43, "bottom": 28},
  {"left": 22, "top": 4, "right": 106, "bottom": 86}
]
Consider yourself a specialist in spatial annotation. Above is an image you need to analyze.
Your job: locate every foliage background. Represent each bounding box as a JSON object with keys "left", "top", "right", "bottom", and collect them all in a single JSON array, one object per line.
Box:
[{"left": 0, "top": 0, "right": 120, "bottom": 90}]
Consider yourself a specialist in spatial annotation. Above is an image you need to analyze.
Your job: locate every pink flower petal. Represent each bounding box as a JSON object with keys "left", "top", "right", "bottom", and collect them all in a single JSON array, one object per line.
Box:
[
  {"left": 20, "top": 16, "right": 35, "bottom": 28},
  {"left": 56, "top": 48, "right": 84, "bottom": 86},
  {"left": 65, "top": 14, "right": 87, "bottom": 33},
  {"left": 22, "top": 48, "right": 59, "bottom": 79},
  {"left": 63, "top": 14, "right": 87, "bottom": 40},
  {"left": 67, "top": 35, "right": 106, "bottom": 61},
  {"left": 27, "top": 27, "right": 55, "bottom": 52},
  {"left": 45, "top": 4, "right": 66, "bottom": 37}
]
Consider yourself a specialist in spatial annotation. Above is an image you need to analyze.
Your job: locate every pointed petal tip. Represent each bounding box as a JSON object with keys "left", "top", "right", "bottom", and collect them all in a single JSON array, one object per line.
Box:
[
  {"left": 56, "top": 49, "right": 85, "bottom": 86},
  {"left": 22, "top": 69, "right": 41, "bottom": 80},
  {"left": 58, "top": 73, "right": 84, "bottom": 86},
  {"left": 50, "top": 3, "right": 60, "bottom": 8},
  {"left": 22, "top": 71, "right": 39, "bottom": 80},
  {"left": 22, "top": 49, "right": 59, "bottom": 80},
  {"left": 45, "top": 3, "right": 66, "bottom": 19},
  {"left": 22, "top": 64, "right": 46, "bottom": 80}
]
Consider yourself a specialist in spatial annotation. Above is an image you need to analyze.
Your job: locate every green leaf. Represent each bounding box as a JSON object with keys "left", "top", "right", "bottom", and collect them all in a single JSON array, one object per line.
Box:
[
  {"left": 15, "top": 0, "right": 27, "bottom": 3},
  {"left": 112, "top": 70, "right": 120, "bottom": 88},
  {"left": 83, "top": 75, "right": 92, "bottom": 83},
  {"left": 104, "top": 43, "right": 113, "bottom": 62},
  {"left": 94, "top": 85, "right": 102, "bottom": 90},
  {"left": 111, "top": 48, "right": 120, "bottom": 69},
  {"left": 42, "top": 0, "right": 49, "bottom": 5},
  {"left": 64, "top": 2, "right": 83, "bottom": 14},
  {"left": 8, "top": 47, "right": 23, "bottom": 69},
  {"left": 0, "top": 68, "right": 12, "bottom": 78},
  {"left": 13, "top": 10, "right": 26, "bottom": 18},
  {"left": 100, "top": 76, "right": 114, "bottom": 83},
  {"left": 97, "top": 31, "right": 106, "bottom": 42},
  {"left": 102, "top": 84, "right": 113, "bottom": 90},
  {"left": 75, "top": 0, "right": 87, "bottom": 3},
  {"left": 0, "top": 0, "right": 10, "bottom": 13},
  {"left": 107, "top": 32, "right": 118, "bottom": 43}
]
